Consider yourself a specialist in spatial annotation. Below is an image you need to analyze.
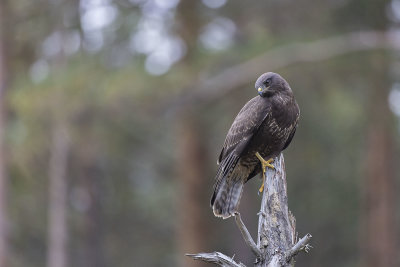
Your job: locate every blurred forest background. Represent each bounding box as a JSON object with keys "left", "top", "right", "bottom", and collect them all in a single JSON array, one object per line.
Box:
[{"left": 0, "top": 0, "right": 399, "bottom": 266}]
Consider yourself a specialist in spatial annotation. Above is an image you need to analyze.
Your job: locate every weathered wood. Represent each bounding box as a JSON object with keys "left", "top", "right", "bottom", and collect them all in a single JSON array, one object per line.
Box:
[
  {"left": 186, "top": 252, "right": 246, "bottom": 267},
  {"left": 284, "top": 233, "right": 312, "bottom": 262},
  {"left": 255, "top": 154, "right": 311, "bottom": 266},
  {"left": 234, "top": 212, "right": 262, "bottom": 259},
  {"left": 188, "top": 154, "right": 311, "bottom": 266}
]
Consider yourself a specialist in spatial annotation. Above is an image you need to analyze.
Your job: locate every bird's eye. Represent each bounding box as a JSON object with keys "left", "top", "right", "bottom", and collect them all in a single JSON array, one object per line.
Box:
[{"left": 264, "top": 78, "right": 272, "bottom": 85}]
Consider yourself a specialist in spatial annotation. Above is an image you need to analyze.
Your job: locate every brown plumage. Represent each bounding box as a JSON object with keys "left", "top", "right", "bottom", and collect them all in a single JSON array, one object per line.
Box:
[{"left": 211, "top": 72, "right": 300, "bottom": 219}]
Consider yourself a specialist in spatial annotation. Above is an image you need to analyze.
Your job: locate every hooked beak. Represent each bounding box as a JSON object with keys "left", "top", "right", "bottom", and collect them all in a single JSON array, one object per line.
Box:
[{"left": 258, "top": 87, "right": 263, "bottom": 96}]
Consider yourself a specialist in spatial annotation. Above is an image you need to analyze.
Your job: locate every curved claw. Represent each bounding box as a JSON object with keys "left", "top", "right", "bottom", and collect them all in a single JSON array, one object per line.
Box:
[{"left": 258, "top": 183, "right": 264, "bottom": 194}]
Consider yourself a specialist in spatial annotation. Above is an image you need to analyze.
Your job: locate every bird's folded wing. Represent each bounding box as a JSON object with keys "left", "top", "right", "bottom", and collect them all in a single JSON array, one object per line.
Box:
[{"left": 217, "top": 96, "right": 271, "bottom": 164}]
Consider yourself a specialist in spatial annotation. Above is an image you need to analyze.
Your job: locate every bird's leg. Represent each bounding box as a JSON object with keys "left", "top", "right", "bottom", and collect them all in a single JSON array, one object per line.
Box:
[
  {"left": 255, "top": 152, "right": 275, "bottom": 174},
  {"left": 255, "top": 152, "right": 275, "bottom": 193}
]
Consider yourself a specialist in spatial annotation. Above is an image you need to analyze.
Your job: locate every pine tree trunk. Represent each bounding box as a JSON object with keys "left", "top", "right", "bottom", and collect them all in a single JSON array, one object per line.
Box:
[
  {"left": 46, "top": 123, "right": 69, "bottom": 267},
  {"left": 361, "top": 53, "right": 397, "bottom": 267},
  {"left": 176, "top": 116, "right": 209, "bottom": 267},
  {"left": 0, "top": 1, "right": 9, "bottom": 265},
  {"left": 80, "top": 150, "right": 104, "bottom": 267},
  {"left": 175, "top": 2, "right": 207, "bottom": 266}
]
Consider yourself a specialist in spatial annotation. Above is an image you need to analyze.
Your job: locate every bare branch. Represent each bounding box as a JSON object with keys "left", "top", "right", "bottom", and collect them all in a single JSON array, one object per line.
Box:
[
  {"left": 284, "top": 234, "right": 313, "bottom": 262},
  {"left": 234, "top": 212, "right": 262, "bottom": 259},
  {"left": 186, "top": 252, "right": 246, "bottom": 267},
  {"left": 163, "top": 30, "right": 399, "bottom": 114}
]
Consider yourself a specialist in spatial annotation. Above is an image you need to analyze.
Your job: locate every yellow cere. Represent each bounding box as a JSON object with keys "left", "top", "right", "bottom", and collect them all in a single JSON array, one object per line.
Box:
[{"left": 258, "top": 87, "right": 262, "bottom": 92}]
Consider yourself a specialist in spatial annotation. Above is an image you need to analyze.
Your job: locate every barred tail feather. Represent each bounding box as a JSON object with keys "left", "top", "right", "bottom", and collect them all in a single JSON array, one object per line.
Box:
[{"left": 211, "top": 177, "right": 244, "bottom": 219}]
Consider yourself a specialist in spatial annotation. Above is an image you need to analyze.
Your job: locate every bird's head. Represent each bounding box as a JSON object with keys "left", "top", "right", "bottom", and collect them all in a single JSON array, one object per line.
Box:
[{"left": 255, "top": 72, "right": 291, "bottom": 97}]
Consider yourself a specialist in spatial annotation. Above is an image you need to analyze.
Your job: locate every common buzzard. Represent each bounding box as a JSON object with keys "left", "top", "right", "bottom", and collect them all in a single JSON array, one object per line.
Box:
[{"left": 211, "top": 72, "right": 300, "bottom": 219}]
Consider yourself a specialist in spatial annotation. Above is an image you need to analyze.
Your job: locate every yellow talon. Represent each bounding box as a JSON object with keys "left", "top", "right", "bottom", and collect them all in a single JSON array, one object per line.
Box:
[
  {"left": 255, "top": 152, "right": 275, "bottom": 173},
  {"left": 259, "top": 181, "right": 264, "bottom": 194},
  {"left": 255, "top": 152, "right": 275, "bottom": 193}
]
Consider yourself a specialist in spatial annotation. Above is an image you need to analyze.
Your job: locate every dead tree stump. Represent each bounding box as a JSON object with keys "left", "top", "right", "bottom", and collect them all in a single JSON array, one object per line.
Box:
[{"left": 187, "top": 154, "right": 312, "bottom": 266}]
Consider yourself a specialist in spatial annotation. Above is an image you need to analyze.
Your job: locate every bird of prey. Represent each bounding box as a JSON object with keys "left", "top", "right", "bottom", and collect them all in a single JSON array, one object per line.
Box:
[{"left": 211, "top": 72, "right": 300, "bottom": 219}]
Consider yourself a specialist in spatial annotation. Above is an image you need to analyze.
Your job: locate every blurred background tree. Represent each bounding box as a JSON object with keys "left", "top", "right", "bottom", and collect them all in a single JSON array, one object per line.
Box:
[{"left": 0, "top": 0, "right": 399, "bottom": 266}]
